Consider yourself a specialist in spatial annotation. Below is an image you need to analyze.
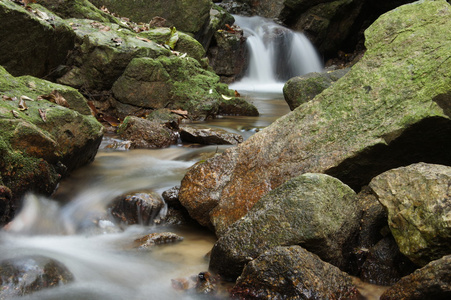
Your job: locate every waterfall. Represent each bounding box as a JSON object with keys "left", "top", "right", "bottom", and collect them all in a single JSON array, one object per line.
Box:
[{"left": 230, "top": 15, "right": 323, "bottom": 94}]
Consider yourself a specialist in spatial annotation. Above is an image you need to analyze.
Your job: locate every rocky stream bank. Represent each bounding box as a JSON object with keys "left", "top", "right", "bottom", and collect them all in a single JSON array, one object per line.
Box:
[{"left": 1, "top": 0, "right": 451, "bottom": 299}]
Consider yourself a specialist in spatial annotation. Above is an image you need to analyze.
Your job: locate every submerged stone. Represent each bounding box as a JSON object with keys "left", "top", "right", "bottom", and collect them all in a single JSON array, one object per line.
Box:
[{"left": 0, "top": 255, "right": 74, "bottom": 298}]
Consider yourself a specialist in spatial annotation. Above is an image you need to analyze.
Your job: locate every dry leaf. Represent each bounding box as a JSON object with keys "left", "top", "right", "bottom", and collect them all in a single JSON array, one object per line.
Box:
[
  {"left": 136, "top": 36, "right": 152, "bottom": 43},
  {"left": 2, "top": 95, "right": 13, "bottom": 101},
  {"left": 18, "top": 98, "right": 28, "bottom": 110},
  {"left": 170, "top": 109, "right": 188, "bottom": 116},
  {"left": 20, "top": 95, "right": 34, "bottom": 101},
  {"left": 221, "top": 94, "right": 233, "bottom": 100},
  {"left": 38, "top": 108, "right": 47, "bottom": 122},
  {"left": 38, "top": 91, "right": 69, "bottom": 108},
  {"left": 11, "top": 110, "right": 20, "bottom": 118}
]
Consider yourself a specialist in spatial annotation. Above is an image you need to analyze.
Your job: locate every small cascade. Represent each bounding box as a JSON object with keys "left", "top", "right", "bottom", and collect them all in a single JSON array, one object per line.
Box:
[{"left": 230, "top": 15, "right": 323, "bottom": 94}]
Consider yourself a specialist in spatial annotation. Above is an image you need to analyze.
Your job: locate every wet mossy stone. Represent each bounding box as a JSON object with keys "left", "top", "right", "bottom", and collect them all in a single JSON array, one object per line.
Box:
[
  {"left": 0, "top": 1, "right": 75, "bottom": 78},
  {"left": 57, "top": 18, "right": 171, "bottom": 90},
  {"left": 38, "top": 0, "right": 118, "bottom": 23},
  {"left": 0, "top": 67, "right": 103, "bottom": 220},
  {"left": 112, "top": 56, "right": 257, "bottom": 119}
]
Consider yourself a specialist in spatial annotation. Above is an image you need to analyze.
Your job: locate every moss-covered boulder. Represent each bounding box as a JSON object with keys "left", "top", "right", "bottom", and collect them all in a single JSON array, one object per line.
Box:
[
  {"left": 138, "top": 28, "right": 206, "bottom": 64},
  {"left": 57, "top": 18, "right": 171, "bottom": 90},
  {"left": 39, "top": 0, "right": 117, "bottom": 23},
  {"left": 0, "top": 67, "right": 103, "bottom": 223},
  {"left": 112, "top": 56, "right": 258, "bottom": 119},
  {"left": 209, "top": 173, "right": 360, "bottom": 278},
  {"left": 89, "top": 0, "right": 212, "bottom": 34},
  {"left": 283, "top": 68, "right": 350, "bottom": 110},
  {"left": 369, "top": 163, "right": 451, "bottom": 267},
  {"left": 179, "top": 0, "right": 451, "bottom": 235},
  {"left": 0, "top": 1, "right": 75, "bottom": 78}
]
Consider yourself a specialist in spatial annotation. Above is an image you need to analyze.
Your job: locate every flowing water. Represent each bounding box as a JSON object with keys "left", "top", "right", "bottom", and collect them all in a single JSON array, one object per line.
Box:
[{"left": 230, "top": 15, "right": 323, "bottom": 94}]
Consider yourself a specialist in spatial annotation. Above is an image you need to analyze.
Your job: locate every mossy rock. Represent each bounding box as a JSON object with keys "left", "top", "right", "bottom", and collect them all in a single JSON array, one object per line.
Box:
[
  {"left": 0, "top": 67, "right": 103, "bottom": 222},
  {"left": 112, "top": 56, "right": 257, "bottom": 119},
  {"left": 89, "top": 0, "right": 212, "bottom": 34},
  {"left": 0, "top": 1, "right": 75, "bottom": 78},
  {"left": 57, "top": 18, "right": 171, "bottom": 90},
  {"left": 138, "top": 28, "right": 206, "bottom": 63},
  {"left": 38, "top": 0, "right": 118, "bottom": 23}
]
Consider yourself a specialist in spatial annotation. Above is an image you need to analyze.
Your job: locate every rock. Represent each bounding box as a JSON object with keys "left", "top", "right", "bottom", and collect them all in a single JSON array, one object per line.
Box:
[
  {"left": 231, "top": 245, "right": 361, "bottom": 300},
  {"left": 110, "top": 191, "right": 165, "bottom": 225},
  {"left": 57, "top": 18, "right": 171, "bottom": 90},
  {"left": 207, "top": 24, "right": 248, "bottom": 83},
  {"left": 39, "top": 0, "right": 117, "bottom": 23},
  {"left": 90, "top": 0, "right": 212, "bottom": 35},
  {"left": 360, "top": 236, "right": 417, "bottom": 286},
  {"left": 133, "top": 232, "right": 184, "bottom": 249},
  {"left": 180, "top": 125, "right": 243, "bottom": 145},
  {"left": 380, "top": 255, "right": 451, "bottom": 300},
  {"left": 198, "top": 4, "right": 236, "bottom": 50},
  {"left": 283, "top": 68, "right": 350, "bottom": 110},
  {"left": 0, "top": 185, "right": 12, "bottom": 225},
  {"left": 162, "top": 186, "right": 181, "bottom": 208},
  {"left": 179, "top": 0, "right": 451, "bottom": 235},
  {"left": 0, "top": 67, "right": 104, "bottom": 222},
  {"left": 209, "top": 173, "right": 360, "bottom": 278},
  {"left": 116, "top": 116, "right": 177, "bottom": 149},
  {"left": 0, "top": 255, "right": 74, "bottom": 298},
  {"left": 138, "top": 27, "right": 206, "bottom": 63},
  {"left": 0, "top": 1, "right": 75, "bottom": 78},
  {"left": 112, "top": 56, "right": 257, "bottom": 120},
  {"left": 369, "top": 163, "right": 451, "bottom": 266}
]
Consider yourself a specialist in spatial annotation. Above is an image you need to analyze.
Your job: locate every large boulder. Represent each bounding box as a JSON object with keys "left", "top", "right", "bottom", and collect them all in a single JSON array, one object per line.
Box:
[
  {"left": 0, "top": 1, "right": 75, "bottom": 78},
  {"left": 0, "top": 67, "right": 103, "bottom": 223},
  {"left": 179, "top": 0, "right": 451, "bottom": 235},
  {"left": 57, "top": 18, "right": 171, "bottom": 91},
  {"left": 380, "top": 255, "right": 451, "bottom": 300},
  {"left": 89, "top": 0, "right": 213, "bottom": 35},
  {"left": 39, "top": 0, "right": 117, "bottom": 23},
  {"left": 231, "top": 246, "right": 361, "bottom": 300},
  {"left": 111, "top": 56, "right": 258, "bottom": 119},
  {"left": 0, "top": 255, "right": 74, "bottom": 298},
  {"left": 369, "top": 163, "right": 451, "bottom": 266},
  {"left": 209, "top": 173, "right": 360, "bottom": 278}
]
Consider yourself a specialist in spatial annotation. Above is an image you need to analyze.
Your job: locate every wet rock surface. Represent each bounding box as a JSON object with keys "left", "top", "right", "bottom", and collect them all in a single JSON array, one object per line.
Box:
[
  {"left": 380, "top": 255, "right": 451, "bottom": 300},
  {"left": 133, "top": 232, "right": 184, "bottom": 249},
  {"left": 231, "top": 245, "right": 361, "bottom": 300},
  {"left": 369, "top": 163, "right": 451, "bottom": 266},
  {"left": 110, "top": 191, "right": 165, "bottom": 225},
  {"left": 180, "top": 125, "right": 243, "bottom": 145},
  {"left": 0, "top": 255, "right": 74, "bottom": 298},
  {"left": 117, "top": 116, "right": 177, "bottom": 149}
]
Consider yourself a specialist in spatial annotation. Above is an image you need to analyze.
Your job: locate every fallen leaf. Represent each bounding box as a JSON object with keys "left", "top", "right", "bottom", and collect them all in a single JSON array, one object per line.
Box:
[
  {"left": 38, "top": 90, "right": 70, "bottom": 108},
  {"left": 20, "top": 95, "right": 34, "bottom": 101},
  {"left": 18, "top": 98, "right": 28, "bottom": 110},
  {"left": 2, "top": 95, "right": 13, "bottom": 101},
  {"left": 38, "top": 108, "right": 47, "bottom": 122},
  {"left": 164, "top": 26, "right": 179, "bottom": 50},
  {"left": 136, "top": 36, "right": 152, "bottom": 43},
  {"left": 11, "top": 110, "right": 20, "bottom": 118},
  {"left": 170, "top": 109, "right": 189, "bottom": 116},
  {"left": 101, "top": 114, "right": 120, "bottom": 126},
  {"left": 221, "top": 94, "right": 233, "bottom": 100},
  {"left": 234, "top": 90, "right": 241, "bottom": 97}
]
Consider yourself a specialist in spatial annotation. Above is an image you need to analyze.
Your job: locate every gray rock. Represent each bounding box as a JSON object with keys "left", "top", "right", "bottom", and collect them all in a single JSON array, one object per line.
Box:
[
  {"left": 231, "top": 245, "right": 361, "bottom": 300},
  {"left": 110, "top": 191, "right": 165, "bottom": 225},
  {"left": 180, "top": 125, "right": 243, "bottom": 145},
  {"left": 209, "top": 173, "right": 360, "bottom": 279},
  {"left": 369, "top": 163, "right": 451, "bottom": 266}
]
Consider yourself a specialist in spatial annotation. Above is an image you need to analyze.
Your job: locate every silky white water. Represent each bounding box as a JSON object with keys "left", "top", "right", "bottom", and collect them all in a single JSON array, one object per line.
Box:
[{"left": 230, "top": 15, "right": 323, "bottom": 94}]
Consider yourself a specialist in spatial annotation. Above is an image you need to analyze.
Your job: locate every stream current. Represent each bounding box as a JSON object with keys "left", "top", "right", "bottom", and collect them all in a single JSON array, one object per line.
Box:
[{"left": 0, "top": 94, "right": 290, "bottom": 300}]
